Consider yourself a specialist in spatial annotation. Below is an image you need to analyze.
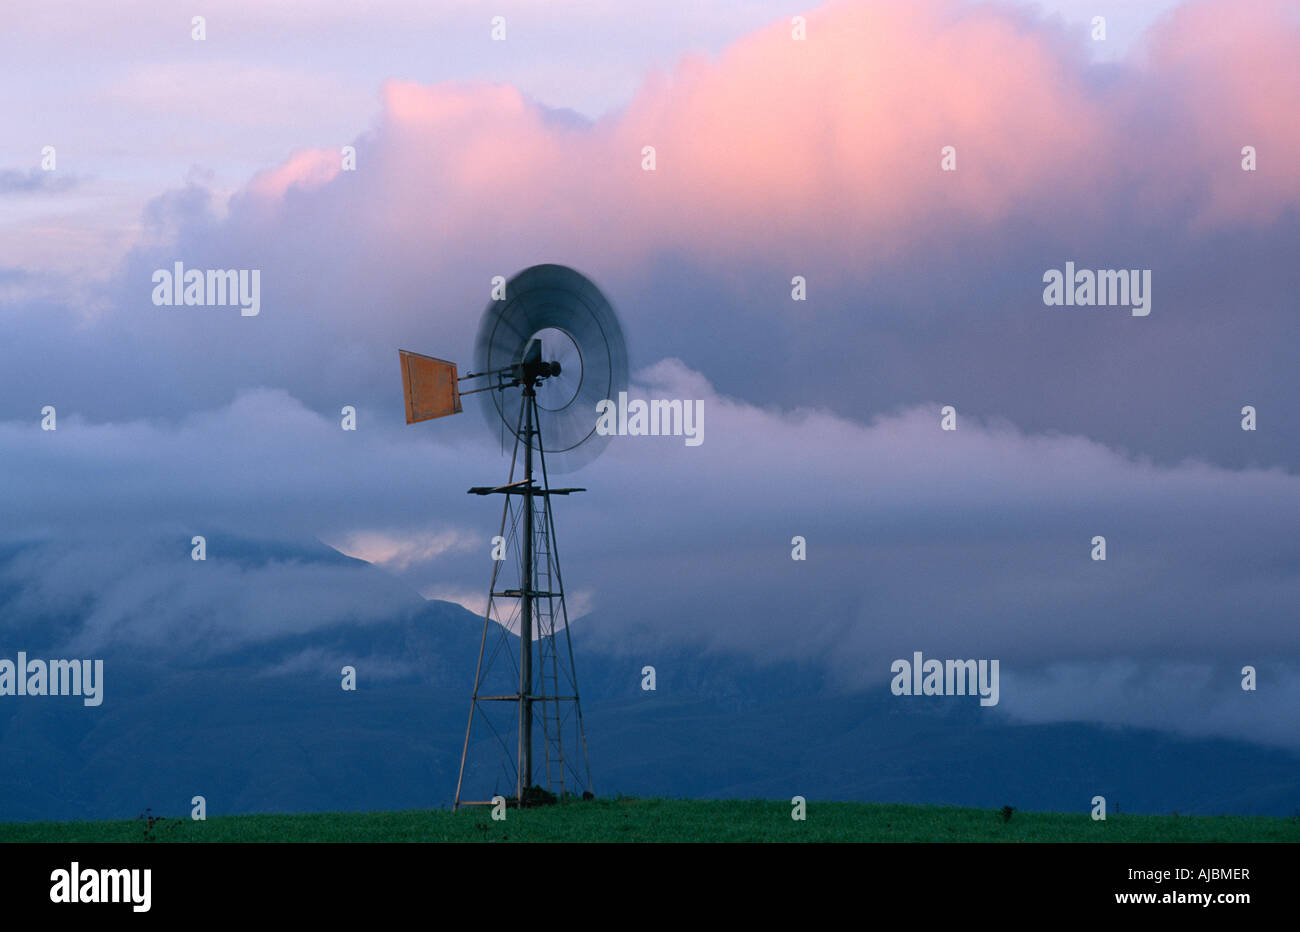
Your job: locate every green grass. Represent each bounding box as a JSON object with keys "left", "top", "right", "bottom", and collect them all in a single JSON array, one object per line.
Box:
[{"left": 2, "top": 798, "right": 1296, "bottom": 843}]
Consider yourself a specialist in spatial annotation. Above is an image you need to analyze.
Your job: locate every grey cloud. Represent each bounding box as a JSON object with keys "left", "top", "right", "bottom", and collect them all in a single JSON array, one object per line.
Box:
[{"left": 0, "top": 168, "right": 78, "bottom": 194}]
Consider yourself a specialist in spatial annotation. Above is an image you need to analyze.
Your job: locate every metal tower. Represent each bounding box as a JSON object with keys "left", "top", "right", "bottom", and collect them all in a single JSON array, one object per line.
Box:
[{"left": 453, "top": 374, "right": 593, "bottom": 808}]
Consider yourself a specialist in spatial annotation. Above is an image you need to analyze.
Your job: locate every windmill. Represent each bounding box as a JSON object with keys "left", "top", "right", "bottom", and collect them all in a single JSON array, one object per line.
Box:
[{"left": 399, "top": 264, "right": 628, "bottom": 809}]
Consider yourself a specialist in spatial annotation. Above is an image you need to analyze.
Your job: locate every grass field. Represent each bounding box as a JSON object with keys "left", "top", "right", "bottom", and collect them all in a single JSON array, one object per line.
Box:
[{"left": 2, "top": 798, "right": 1296, "bottom": 843}]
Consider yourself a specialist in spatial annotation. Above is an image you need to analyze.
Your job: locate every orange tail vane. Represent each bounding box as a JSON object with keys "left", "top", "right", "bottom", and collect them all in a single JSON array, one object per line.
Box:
[{"left": 399, "top": 350, "right": 462, "bottom": 423}]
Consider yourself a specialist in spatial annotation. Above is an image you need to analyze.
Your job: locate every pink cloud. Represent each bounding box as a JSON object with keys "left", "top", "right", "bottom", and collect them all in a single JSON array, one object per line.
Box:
[
  {"left": 230, "top": 0, "right": 1300, "bottom": 273},
  {"left": 1133, "top": 0, "right": 1300, "bottom": 224},
  {"left": 246, "top": 147, "right": 342, "bottom": 201}
]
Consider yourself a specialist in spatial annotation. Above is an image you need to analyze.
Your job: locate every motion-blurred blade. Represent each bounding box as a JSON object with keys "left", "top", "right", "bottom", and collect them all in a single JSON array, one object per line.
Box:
[{"left": 474, "top": 264, "right": 629, "bottom": 472}]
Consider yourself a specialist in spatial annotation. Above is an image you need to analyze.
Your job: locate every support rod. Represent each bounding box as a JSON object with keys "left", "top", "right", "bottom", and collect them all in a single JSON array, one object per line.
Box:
[{"left": 519, "top": 385, "right": 535, "bottom": 803}]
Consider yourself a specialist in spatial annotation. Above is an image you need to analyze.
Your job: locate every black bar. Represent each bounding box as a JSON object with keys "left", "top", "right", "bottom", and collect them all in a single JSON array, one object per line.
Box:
[{"left": 0, "top": 841, "right": 1287, "bottom": 920}]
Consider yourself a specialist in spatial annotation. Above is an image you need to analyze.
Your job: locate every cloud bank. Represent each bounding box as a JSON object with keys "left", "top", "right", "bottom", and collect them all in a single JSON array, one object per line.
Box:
[{"left": 3, "top": 359, "right": 1298, "bottom": 746}]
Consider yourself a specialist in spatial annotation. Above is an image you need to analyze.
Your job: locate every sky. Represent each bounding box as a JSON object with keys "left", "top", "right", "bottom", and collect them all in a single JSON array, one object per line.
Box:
[{"left": 1, "top": 0, "right": 1298, "bottom": 753}]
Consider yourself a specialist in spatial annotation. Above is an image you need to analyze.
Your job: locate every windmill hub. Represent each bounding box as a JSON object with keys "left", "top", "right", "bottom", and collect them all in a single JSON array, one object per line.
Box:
[
  {"left": 515, "top": 357, "right": 562, "bottom": 387},
  {"left": 524, "top": 326, "right": 582, "bottom": 412}
]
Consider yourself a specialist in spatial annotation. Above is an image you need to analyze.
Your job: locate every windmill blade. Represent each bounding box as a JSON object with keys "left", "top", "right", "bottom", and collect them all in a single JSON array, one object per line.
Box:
[{"left": 474, "top": 264, "right": 628, "bottom": 472}]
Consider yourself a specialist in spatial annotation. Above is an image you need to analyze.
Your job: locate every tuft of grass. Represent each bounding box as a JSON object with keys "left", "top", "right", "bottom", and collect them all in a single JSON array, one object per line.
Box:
[{"left": 0, "top": 798, "right": 1296, "bottom": 844}]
